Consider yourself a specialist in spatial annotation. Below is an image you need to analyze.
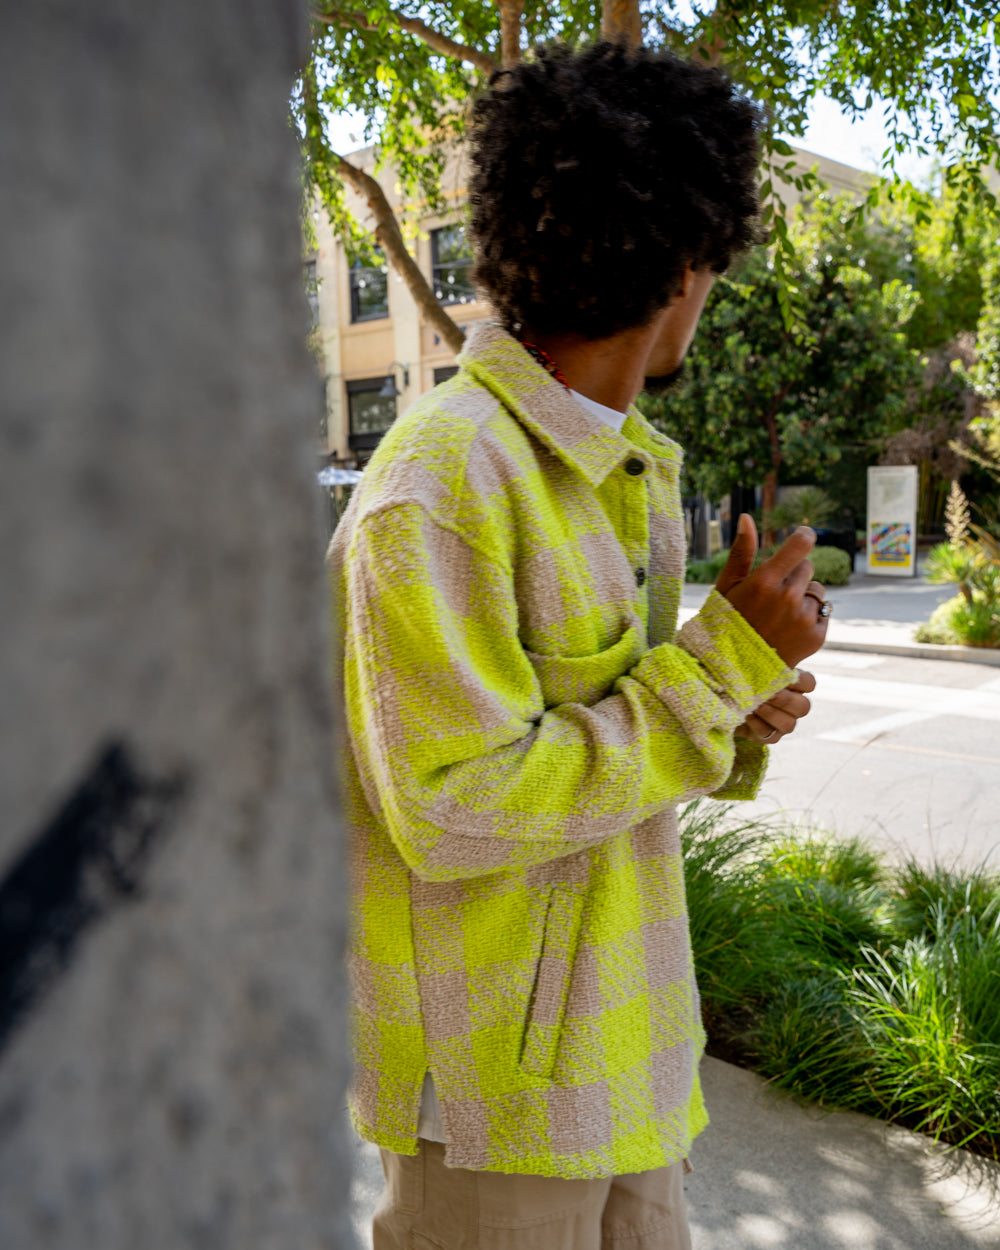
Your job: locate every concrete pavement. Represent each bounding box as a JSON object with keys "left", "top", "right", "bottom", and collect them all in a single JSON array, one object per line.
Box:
[{"left": 687, "top": 1058, "right": 999, "bottom": 1249}]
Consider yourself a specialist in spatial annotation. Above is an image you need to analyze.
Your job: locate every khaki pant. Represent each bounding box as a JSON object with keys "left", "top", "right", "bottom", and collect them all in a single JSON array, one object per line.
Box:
[{"left": 374, "top": 1140, "right": 692, "bottom": 1250}]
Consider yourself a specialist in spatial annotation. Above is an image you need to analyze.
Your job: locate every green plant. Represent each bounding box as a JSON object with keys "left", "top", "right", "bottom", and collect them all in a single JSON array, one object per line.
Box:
[
  {"left": 849, "top": 904, "right": 1000, "bottom": 1153},
  {"left": 763, "top": 833, "right": 884, "bottom": 890},
  {"left": 678, "top": 802, "right": 777, "bottom": 1017},
  {"left": 810, "top": 546, "right": 852, "bottom": 586},
  {"left": 688, "top": 543, "right": 851, "bottom": 586},
  {"left": 763, "top": 486, "right": 837, "bottom": 535},
  {"left": 679, "top": 803, "right": 1000, "bottom": 1160},
  {"left": 890, "top": 858, "right": 1000, "bottom": 938},
  {"left": 925, "top": 540, "right": 981, "bottom": 605},
  {"left": 914, "top": 591, "right": 1000, "bottom": 648},
  {"left": 685, "top": 549, "right": 730, "bottom": 584},
  {"left": 919, "top": 483, "right": 1000, "bottom": 646}
]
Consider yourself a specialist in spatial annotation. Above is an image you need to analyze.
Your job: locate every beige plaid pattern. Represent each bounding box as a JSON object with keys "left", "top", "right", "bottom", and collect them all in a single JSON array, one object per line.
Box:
[{"left": 330, "top": 323, "right": 794, "bottom": 1178}]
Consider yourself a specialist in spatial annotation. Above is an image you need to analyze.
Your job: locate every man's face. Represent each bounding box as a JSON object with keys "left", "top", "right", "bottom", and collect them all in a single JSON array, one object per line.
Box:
[{"left": 643, "top": 267, "right": 715, "bottom": 395}]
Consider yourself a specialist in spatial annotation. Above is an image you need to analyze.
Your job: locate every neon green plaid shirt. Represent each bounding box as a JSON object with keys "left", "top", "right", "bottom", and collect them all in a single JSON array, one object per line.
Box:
[{"left": 330, "top": 323, "right": 794, "bottom": 1178}]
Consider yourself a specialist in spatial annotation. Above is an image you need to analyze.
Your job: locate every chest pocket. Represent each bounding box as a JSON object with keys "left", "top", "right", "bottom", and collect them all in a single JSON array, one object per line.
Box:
[{"left": 524, "top": 625, "right": 642, "bottom": 708}]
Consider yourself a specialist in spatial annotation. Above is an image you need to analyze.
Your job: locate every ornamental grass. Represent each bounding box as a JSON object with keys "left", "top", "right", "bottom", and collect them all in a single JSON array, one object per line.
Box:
[{"left": 681, "top": 801, "right": 1000, "bottom": 1161}]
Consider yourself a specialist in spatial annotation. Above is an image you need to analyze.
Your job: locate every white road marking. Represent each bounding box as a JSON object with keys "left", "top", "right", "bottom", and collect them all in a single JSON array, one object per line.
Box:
[
  {"left": 815, "top": 672, "right": 1000, "bottom": 743},
  {"left": 804, "top": 651, "right": 884, "bottom": 670},
  {"left": 821, "top": 709, "right": 937, "bottom": 742}
]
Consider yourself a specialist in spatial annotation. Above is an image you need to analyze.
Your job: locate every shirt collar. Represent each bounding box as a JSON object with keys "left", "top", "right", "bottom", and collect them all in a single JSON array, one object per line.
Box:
[{"left": 457, "top": 322, "right": 681, "bottom": 487}]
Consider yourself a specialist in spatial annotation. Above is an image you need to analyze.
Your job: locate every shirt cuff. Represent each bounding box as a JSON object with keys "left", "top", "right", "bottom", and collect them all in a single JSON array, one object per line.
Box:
[
  {"left": 674, "top": 589, "right": 796, "bottom": 716},
  {"left": 711, "top": 736, "right": 769, "bottom": 800}
]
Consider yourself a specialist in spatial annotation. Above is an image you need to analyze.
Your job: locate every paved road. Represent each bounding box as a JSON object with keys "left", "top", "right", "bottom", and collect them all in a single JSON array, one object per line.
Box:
[
  {"left": 680, "top": 576, "right": 1000, "bottom": 867},
  {"left": 737, "top": 646, "right": 1000, "bottom": 867}
]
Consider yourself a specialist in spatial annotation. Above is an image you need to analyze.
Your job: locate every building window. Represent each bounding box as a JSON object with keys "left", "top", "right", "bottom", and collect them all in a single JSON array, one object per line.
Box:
[
  {"left": 431, "top": 225, "right": 475, "bottom": 305},
  {"left": 303, "top": 259, "right": 319, "bottom": 331},
  {"left": 346, "top": 378, "right": 396, "bottom": 451},
  {"left": 349, "top": 251, "right": 389, "bottom": 322},
  {"left": 433, "top": 365, "right": 459, "bottom": 386}
]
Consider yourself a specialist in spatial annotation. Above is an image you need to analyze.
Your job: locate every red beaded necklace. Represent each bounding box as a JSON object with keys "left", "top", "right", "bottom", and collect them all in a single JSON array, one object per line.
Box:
[{"left": 519, "top": 339, "right": 571, "bottom": 391}]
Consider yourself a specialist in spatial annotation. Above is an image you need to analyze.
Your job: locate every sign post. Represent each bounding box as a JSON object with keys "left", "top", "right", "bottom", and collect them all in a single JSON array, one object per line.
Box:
[{"left": 866, "top": 465, "right": 919, "bottom": 578}]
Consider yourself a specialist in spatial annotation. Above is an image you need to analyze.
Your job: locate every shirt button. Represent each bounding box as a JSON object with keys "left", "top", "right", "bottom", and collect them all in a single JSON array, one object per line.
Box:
[
  {"left": 635, "top": 567, "right": 646, "bottom": 587},
  {"left": 624, "top": 458, "right": 645, "bottom": 476}
]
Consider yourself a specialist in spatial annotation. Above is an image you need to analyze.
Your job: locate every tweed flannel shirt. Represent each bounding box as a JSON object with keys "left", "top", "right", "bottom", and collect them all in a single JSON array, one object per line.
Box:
[{"left": 330, "top": 322, "right": 795, "bottom": 1179}]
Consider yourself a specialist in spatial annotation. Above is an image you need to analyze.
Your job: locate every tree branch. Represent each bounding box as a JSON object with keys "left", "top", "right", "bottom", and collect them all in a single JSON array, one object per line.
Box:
[
  {"left": 312, "top": 7, "right": 498, "bottom": 76},
  {"left": 601, "top": 0, "right": 642, "bottom": 47},
  {"left": 496, "top": 0, "right": 524, "bottom": 68},
  {"left": 300, "top": 65, "right": 466, "bottom": 355},
  {"left": 332, "top": 153, "right": 466, "bottom": 353}
]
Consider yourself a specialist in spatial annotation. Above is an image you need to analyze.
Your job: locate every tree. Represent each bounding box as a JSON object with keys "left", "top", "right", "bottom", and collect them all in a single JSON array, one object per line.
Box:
[
  {"left": 1, "top": 2, "right": 350, "bottom": 1243},
  {"left": 294, "top": 1, "right": 1000, "bottom": 347},
  {"left": 955, "top": 249, "right": 1000, "bottom": 492},
  {"left": 638, "top": 200, "right": 923, "bottom": 526}
]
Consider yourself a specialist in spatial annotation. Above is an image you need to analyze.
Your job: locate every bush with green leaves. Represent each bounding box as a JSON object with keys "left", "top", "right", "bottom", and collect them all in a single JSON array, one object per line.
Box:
[
  {"left": 916, "top": 482, "right": 1000, "bottom": 647},
  {"left": 762, "top": 485, "right": 837, "bottom": 535},
  {"left": 681, "top": 802, "right": 1000, "bottom": 1160},
  {"left": 686, "top": 542, "right": 851, "bottom": 586}
]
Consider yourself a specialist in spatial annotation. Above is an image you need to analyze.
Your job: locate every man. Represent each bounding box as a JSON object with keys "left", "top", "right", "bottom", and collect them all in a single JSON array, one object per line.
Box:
[{"left": 330, "top": 41, "right": 828, "bottom": 1249}]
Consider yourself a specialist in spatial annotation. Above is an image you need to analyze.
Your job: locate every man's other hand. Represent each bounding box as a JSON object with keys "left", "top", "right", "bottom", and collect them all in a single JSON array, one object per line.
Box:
[
  {"left": 735, "top": 670, "right": 816, "bottom": 745},
  {"left": 715, "top": 514, "right": 829, "bottom": 667}
]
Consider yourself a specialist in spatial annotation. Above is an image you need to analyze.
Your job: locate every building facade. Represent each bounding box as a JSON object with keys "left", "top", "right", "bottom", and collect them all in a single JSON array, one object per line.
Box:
[{"left": 309, "top": 144, "right": 868, "bottom": 478}]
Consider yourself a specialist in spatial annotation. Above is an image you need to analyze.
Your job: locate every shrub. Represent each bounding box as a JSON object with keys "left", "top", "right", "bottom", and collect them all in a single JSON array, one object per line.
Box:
[
  {"left": 762, "top": 485, "right": 837, "bottom": 535},
  {"left": 686, "top": 543, "right": 851, "bottom": 585},
  {"left": 849, "top": 907, "right": 1000, "bottom": 1154},
  {"left": 685, "top": 549, "right": 729, "bottom": 583},
  {"left": 914, "top": 592, "right": 1000, "bottom": 647},
  {"left": 920, "top": 494, "right": 1000, "bottom": 646},
  {"left": 808, "top": 545, "right": 852, "bottom": 586},
  {"left": 679, "top": 802, "right": 1000, "bottom": 1160}
]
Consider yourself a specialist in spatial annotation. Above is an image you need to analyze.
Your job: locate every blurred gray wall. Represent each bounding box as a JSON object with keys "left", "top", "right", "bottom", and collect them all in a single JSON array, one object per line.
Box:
[{"left": 0, "top": 2, "right": 352, "bottom": 1245}]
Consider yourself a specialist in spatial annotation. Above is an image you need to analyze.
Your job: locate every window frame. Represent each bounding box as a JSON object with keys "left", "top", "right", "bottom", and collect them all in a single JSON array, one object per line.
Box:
[
  {"left": 431, "top": 225, "right": 475, "bottom": 307},
  {"left": 348, "top": 252, "right": 389, "bottom": 323},
  {"left": 345, "top": 376, "right": 397, "bottom": 451}
]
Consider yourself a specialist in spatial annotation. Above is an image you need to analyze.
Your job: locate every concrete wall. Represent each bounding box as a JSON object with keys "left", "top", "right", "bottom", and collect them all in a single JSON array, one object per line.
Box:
[{"left": 0, "top": 3, "right": 352, "bottom": 1246}]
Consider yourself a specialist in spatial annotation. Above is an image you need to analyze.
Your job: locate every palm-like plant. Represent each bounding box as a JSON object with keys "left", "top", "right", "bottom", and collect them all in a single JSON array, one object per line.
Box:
[{"left": 762, "top": 485, "right": 837, "bottom": 537}]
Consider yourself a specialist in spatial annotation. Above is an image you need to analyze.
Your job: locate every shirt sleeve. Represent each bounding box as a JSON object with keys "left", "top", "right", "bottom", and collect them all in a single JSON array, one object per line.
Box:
[{"left": 343, "top": 503, "right": 794, "bottom": 882}]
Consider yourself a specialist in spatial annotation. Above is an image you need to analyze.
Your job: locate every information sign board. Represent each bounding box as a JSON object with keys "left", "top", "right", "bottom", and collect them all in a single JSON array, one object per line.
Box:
[{"left": 866, "top": 465, "right": 918, "bottom": 577}]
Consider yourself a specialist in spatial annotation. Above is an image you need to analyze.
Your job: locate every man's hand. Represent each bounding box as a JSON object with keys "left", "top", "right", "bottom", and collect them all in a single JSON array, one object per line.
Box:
[
  {"left": 715, "top": 514, "right": 829, "bottom": 667},
  {"left": 735, "top": 670, "right": 816, "bottom": 745}
]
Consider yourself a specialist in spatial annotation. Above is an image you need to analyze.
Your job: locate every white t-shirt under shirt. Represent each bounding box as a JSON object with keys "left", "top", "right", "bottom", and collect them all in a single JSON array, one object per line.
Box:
[
  {"left": 569, "top": 388, "right": 628, "bottom": 432},
  {"left": 415, "top": 386, "right": 628, "bottom": 1145}
]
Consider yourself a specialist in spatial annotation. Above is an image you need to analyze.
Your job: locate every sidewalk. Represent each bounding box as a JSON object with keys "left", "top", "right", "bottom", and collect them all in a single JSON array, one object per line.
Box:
[
  {"left": 681, "top": 568, "right": 1000, "bottom": 667},
  {"left": 687, "top": 1058, "right": 999, "bottom": 1249},
  {"left": 347, "top": 1057, "right": 1000, "bottom": 1248}
]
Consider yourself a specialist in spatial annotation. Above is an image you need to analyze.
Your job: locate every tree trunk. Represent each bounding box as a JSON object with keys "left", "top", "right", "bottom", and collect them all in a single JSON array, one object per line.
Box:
[
  {"left": 496, "top": 0, "right": 524, "bottom": 68},
  {"left": 601, "top": 0, "right": 642, "bottom": 46},
  {"left": 0, "top": 3, "right": 351, "bottom": 1246},
  {"left": 762, "top": 469, "right": 779, "bottom": 548}
]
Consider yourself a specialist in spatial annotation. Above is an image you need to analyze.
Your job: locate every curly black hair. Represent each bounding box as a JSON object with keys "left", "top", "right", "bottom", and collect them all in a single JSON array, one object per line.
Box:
[{"left": 468, "top": 42, "right": 764, "bottom": 339}]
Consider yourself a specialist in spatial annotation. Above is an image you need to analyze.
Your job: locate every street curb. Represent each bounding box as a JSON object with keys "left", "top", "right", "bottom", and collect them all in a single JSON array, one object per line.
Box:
[{"left": 824, "top": 637, "right": 1000, "bottom": 667}]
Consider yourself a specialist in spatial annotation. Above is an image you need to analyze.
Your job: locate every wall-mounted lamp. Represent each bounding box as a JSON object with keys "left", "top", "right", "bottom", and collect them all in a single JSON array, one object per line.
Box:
[{"left": 379, "top": 361, "right": 410, "bottom": 399}]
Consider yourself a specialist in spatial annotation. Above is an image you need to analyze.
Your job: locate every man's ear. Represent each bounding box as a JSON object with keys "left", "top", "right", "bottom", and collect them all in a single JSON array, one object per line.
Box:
[{"left": 678, "top": 264, "right": 697, "bottom": 300}]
